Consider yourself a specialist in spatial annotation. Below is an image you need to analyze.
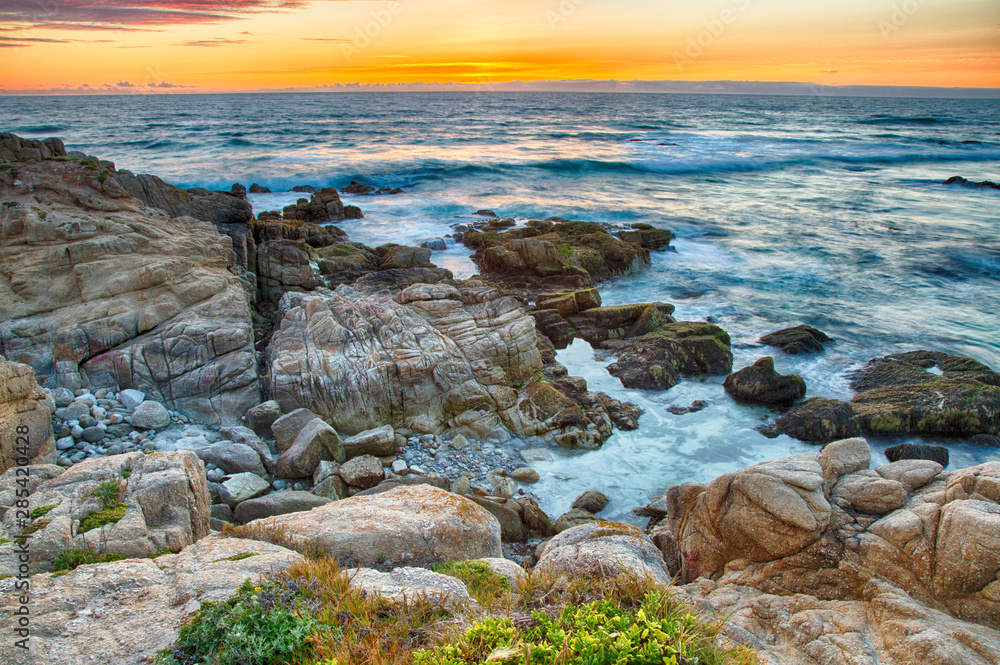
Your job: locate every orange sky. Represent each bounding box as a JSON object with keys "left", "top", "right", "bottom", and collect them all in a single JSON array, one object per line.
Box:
[{"left": 0, "top": 0, "right": 997, "bottom": 92}]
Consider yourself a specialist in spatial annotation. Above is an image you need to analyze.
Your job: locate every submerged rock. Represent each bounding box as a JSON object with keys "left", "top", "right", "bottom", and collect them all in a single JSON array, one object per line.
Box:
[
  {"left": 759, "top": 324, "right": 831, "bottom": 354},
  {"left": 723, "top": 356, "right": 807, "bottom": 406}
]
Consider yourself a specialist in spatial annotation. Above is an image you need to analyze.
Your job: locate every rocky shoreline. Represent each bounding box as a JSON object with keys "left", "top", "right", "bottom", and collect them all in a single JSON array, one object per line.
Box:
[{"left": 1, "top": 132, "right": 999, "bottom": 664}]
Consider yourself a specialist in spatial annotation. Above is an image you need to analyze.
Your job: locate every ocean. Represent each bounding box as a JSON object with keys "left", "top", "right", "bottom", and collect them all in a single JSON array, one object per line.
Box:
[{"left": 3, "top": 91, "right": 999, "bottom": 521}]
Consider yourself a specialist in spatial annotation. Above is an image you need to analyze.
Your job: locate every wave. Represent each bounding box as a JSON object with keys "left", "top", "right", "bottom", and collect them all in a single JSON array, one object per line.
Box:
[
  {"left": 859, "top": 115, "right": 955, "bottom": 126},
  {"left": 15, "top": 124, "right": 63, "bottom": 134},
  {"left": 226, "top": 138, "right": 256, "bottom": 147}
]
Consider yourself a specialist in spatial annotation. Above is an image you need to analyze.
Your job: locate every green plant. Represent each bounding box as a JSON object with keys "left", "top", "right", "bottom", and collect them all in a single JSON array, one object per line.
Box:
[
  {"left": 97, "top": 172, "right": 107, "bottom": 183},
  {"left": 30, "top": 505, "right": 57, "bottom": 520},
  {"left": 414, "top": 589, "right": 752, "bottom": 665},
  {"left": 52, "top": 548, "right": 126, "bottom": 572},
  {"left": 88, "top": 479, "right": 124, "bottom": 508},
  {"left": 79, "top": 504, "right": 127, "bottom": 533},
  {"left": 16, "top": 518, "right": 50, "bottom": 542},
  {"left": 0, "top": 538, "right": 9, "bottom": 545},
  {"left": 155, "top": 579, "right": 318, "bottom": 665},
  {"left": 48, "top": 156, "right": 79, "bottom": 163},
  {"left": 1, "top": 201, "right": 16, "bottom": 208},
  {"left": 149, "top": 549, "right": 174, "bottom": 559},
  {"left": 431, "top": 561, "right": 509, "bottom": 607},
  {"left": 223, "top": 552, "right": 260, "bottom": 562}
]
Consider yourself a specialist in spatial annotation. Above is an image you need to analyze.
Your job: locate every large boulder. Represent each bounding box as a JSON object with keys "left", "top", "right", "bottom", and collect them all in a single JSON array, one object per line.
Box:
[
  {"left": 759, "top": 325, "right": 831, "bottom": 354},
  {"left": 723, "top": 356, "right": 807, "bottom": 406},
  {"left": 0, "top": 534, "right": 302, "bottom": 665},
  {"left": 281, "top": 187, "right": 350, "bottom": 224},
  {"left": 232, "top": 490, "right": 330, "bottom": 523},
  {"left": 849, "top": 351, "right": 1000, "bottom": 437},
  {"left": 0, "top": 451, "right": 210, "bottom": 572},
  {"left": 275, "top": 418, "right": 345, "bottom": 479},
  {"left": 0, "top": 358, "right": 55, "bottom": 472},
  {"left": 535, "top": 521, "right": 673, "bottom": 586},
  {"left": 0, "top": 154, "right": 260, "bottom": 424},
  {"left": 258, "top": 485, "right": 502, "bottom": 567},
  {"left": 343, "top": 424, "right": 396, "bottom": 458},
  {"left": 762, "top": 396, "right": 863, "bottom": 443}
]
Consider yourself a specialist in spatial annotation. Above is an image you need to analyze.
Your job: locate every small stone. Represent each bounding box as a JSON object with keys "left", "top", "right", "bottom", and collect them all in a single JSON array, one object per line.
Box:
[
  {"left": 451, "top": 475, "right": 472, "bottom": 494},
  {"left": 131, "top": 401, "right": 172, "bottom": 429},
  {"left": 74, "top": 393, "right": 97, "bottom": 405},
  {"left": 118, "top": 389, "right": 146, "bottom": 410},
  {"left": 450, "top": 434, "right": 471, "bottom": 450},
  {"left": 56, "top": 436, "right": 75, "bottom": 451},
  {"left": 519, "top": 448, "right": 553, "bottom": 463},
  {"left": 313, "top": 460, "right": 341, "bottom": 486},
  {"left": 272, "top": 479, "right": 287, "bottom": 491},
  {"left": 71, "top": 425, "right": 84, "bottom": 439},
  {"left": 52, "top": 387, "right": 74, "bottom": 407},
  {"left": 243, "top": 400, "right": 282, "bottom": 437},
  {"left": 511, "top": 467, "right": 540, "bottom": 483},
  {"left": 218, "top": 473, "right": 271, "bottom": 509}
]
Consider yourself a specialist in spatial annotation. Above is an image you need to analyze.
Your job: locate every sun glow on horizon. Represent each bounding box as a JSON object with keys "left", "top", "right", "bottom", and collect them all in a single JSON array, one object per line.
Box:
[{"left": 0, "top": 0, "right": 997, "bottom": 93}]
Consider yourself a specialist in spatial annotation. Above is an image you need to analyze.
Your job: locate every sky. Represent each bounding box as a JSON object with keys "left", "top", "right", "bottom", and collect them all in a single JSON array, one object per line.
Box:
[{"left": 0, "top": 0, "right": 997, "bottom": 93}]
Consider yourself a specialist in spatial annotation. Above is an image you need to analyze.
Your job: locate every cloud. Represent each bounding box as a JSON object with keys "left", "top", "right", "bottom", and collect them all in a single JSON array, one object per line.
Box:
[
  {"left": 178, "top": 37, "right": 252, "bottom": 46},
  {"left": 299, "top": 37, "right": 351, "bottom": 42},
  {"left": 0, "top": 0, "right": 367, "bottom": 30},
  {"left": 0, "top": 34, "right": 112, "bottom": 45}
]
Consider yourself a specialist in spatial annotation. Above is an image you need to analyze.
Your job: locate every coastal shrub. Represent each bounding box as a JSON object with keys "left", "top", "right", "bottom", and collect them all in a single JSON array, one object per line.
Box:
[
  {"left": 413, "top": 589, "right": 754, "bottom": 665},
  {"left": 155, "top": 578, "right": 317, "bottom": 665},
  {"left": 52, "top": 547, "right": 126, "bottom": 572},
  {"left": 431, "top": 560, "right": 509, "bottom": 607}
]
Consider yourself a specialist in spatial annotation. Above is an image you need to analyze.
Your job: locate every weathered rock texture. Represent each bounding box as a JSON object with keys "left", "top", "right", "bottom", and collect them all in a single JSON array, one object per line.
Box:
[
  {"left": 649, "top": 438, "right": 1000, "bottom": 663},
  {"left": 267, "top": 283, "right": 614, "bottom": 446},
  {"left": 1, "top": 451, "right": 210, "bottom": 572},
  {"left": 724, "top": 356, "right": 807, "bottom": 406},
  {"left": 0, "top": 154, "right": 260, "bottom": 424},
  {"left": 0, "top": 358, "right": 55, "bottom": 471},
  {"left": 535, "top": 521, "right": 673, "bottom": 586},
  {"left": 0, "top": 534, "right": 302, "bottom": 665},
  {"left": 259, "top": 484, "right": 502, "bottom": 567}
]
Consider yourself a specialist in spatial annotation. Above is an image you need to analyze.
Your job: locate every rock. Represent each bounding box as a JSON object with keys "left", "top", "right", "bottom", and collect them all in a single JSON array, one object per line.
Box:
[
  {"left": 115, "top": 170, "right": 253, "bottom": 226},
  {"left": 129, "top": 401, "right": 172, "bottom": 430},
  {"left": 0, "top": 534, "right": 302, "bottom": 665},
  {"left": 572, "top": 491, "right": 609, "bottom": 514},
  {"left": 338, "top": 454, "right": 385, "bottom": 489},
  {"left": 233, "top": 490, "right": 330, "bottom": 524},
  {"left": 849, "top": 351, "right": 1000, "bottom": 437},
  {"left": 665, "top": 453, "right": 831, "bottom": 581},
  {"left": 1, "top": 451, "right": 209, "bottom": 571},
  {"left": 875, "top": 459, "right": 943, "bottom": 492},
  {"left": 217, "top": 472, "right": 270, "bottom": 509},
  {"left": 818, "top": 437, "right": 871, "bottom": 482},
  {"left": 0, "top": 464, "right": 64, "bottom": 519},
  {"left": 477, "top": 557, "right": 527, "bottom": 589},
  {"left": 535, "top": 288, "right": 602, "bottom": 316},
  {"left": 281, "top": 187, "right": 350, "bottom": 224},
  {"left": 466, "top": 495, "right": 526, "bottom": 542},
  {"left": 565, "top": 302, "right": 675, "bottom": 346},
  {"left": 665, "top": 400, "right": 707, "bottom": 415},
  {"left": 340, "top": 180, "right": 376, "bottom": 195},
  {"left": 267, "top": 284, "right": 601, "bottom": 445},
  {"left": 118, "top": 388, "right": 146, "bottom": 410},
  {"left": 613, "top": 226, "right": 674, "bottom": 251},
  {"left": 763, "top": 396, "right": 863, "bottom": 443},
  {"left": 210, "top": 503, "right": 235, "bottom": 524},
  {"left": 0, "top": 359, "right": 56, "bottom": 471},
  {"left": 511, "top": 467, "right": 539, "bottom": 483},
  {"left": 843, "top": 476, "right": 909, "bottom": 515},
  {"left": 535, "top": 521, "right": 673, "bottom": 586},
  {"left": 312, "top": 460, "right": 340, "bottom": 485},
  {"left": 218, "top": 425, "right": 275, "bottom": 474},
  {"left": 312, "top": 475, "right": 347, "bottom": 500},
  {"left": 195, "top": 442, "right": 266, "bottom": 476},
  {"left": 885, "top": 442, "right": 949, "bottom": 467},
  {"left": 349, "top": 567, "right": 471, "bottom": 606},
  {"left": 474, "top": 209, "right": 496, "bottom": 217},
  {"left": 270, "top": 407, "right": 323, "bottom": 453},
  {"left": 554, "top": 508, "right": 601, "bottom": 533},
  {"left": 516, "top": 496, "right": 555, "bottom": 538},
  {"left": 391, "top": 459, "right": 408, "bottom": 474},
  {"left": 260, "top": 485, "right": 502, "bottom": 567},
  {"left": 276, "top": 418, "right": 345, "bottom": 479},
  {"left": 343, "top": 425, "right": 396, "bottom": 459},
  {"left": 243, "top": 400, "right": 281, "bottom": 437},
  {"left": 52, "top": 387, "right": 74, "bottom": 407},
  {"left": 248, "top": 183, "right": 271, "bottom": 193},
  {"left": 488, "top": 470, "right": 517, "bottom": 499},
  {"left": 379, "top": 245, "right": 432, "bottom": 270},
  {"left": 354, "top": 476, "right": 450, "bottom": 497},
  {"left": 970, "top": 434, "right": 1000, "bottom": 447},
  {"left": 723, "top": 357, "right": 807, "bottom": 405},
  {"left": 450, "top": 434, "right": 471, "bottom": 450},
  {"left": 759, "top": 325, "right": 832, "bottom": 354},
  {"left": 605, "top": 321, "right": 733, "bottom": 390},
  {"left": 943, "top": 175, "right": 1000, "bottom": 189}
]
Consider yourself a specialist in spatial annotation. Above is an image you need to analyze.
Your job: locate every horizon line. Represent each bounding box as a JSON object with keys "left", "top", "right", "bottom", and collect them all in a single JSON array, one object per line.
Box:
[{"left": 2, "top": 79, "right": 999, "bottom": 99}]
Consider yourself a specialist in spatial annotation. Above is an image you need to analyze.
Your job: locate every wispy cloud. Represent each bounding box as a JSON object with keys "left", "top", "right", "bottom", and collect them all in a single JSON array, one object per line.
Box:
[
  {"left": 179, "top": 37, "right": 253, "bottom": 46},
  {"left": 0, "top": 34, "right": 113, "bottom": 46}
]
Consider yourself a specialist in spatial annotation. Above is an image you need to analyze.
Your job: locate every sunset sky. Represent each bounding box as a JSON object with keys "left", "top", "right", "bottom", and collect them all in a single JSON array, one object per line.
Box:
[{"left": 0, "top": 0, "right": 997, "bottom": 92}]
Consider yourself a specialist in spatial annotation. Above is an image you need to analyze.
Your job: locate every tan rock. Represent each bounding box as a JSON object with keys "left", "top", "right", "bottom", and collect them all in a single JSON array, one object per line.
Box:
[
  {"left": 0, "top": 359, "right": 55, "bottom": 472},
  {"left": 535, "top": 521, "right": 672, "bottom": 586},
  {"left": 349, "top": 566, "right": 470, "bottom": 606}
]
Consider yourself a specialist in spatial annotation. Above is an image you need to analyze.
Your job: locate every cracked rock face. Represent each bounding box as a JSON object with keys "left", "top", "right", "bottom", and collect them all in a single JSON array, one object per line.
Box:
[
  {"left": 268, "top": 282, "right": 607, "bottom": 445},
  {"left": 0, "top": 158, "right": 260, "bottom": 424}
]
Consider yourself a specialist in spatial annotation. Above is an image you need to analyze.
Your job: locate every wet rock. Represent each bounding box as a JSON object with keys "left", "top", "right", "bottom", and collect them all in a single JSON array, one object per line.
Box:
[
  {"left": 613, "top": 225, "right": 674, "bottom": 251},
  {"left": 572, "top": 491, "right": 609, "bottom": 514},
  {"left": 554, "top": 508, "right": 601, "bottom": 533},
  {"left": 666, "top": 400, "right": 707, "bottom": 415},
  {"left": 943, "top": 175, "right": 1000, "bottom": 189},
  {"left": 233, "top": 490, "right": 329, "bottom": 524},
  {"left": 282, "top": 187, "right": 350, "bottom": 224},
  {"left": 535, "top": 288, "right": 602, "bottom": 316},
  {"left": 605, "top": 321, "right": 733, "bottom": 390},
  {"left": 723, "top": 356, "right": 807, "bottom": 406},
  {"left": 248, "top": 183, "right": 271, "bottom": 193},
  {"left": 759, "top": 325, "right": 832, "bottom": 354},
  {"left": 885, "top": 442, "right": 949, "bottom": 467},
  {"left": 762, "top": 397, "right": 863, "bottom": 443}
]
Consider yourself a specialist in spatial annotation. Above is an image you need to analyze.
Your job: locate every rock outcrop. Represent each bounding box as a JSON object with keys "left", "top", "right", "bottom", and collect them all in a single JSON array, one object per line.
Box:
[
  {"left": 535, "top": 521, "right": 673, "bottom": 586},
  {"left": 646, "top": 438, "right": 1000, "bottom": 663},
  {"left": 759, "top": 325, "right": 831, "bottom": 355},
  {"left": 724, "top": 357, "right": 807, "bottom": 406},
  {"left": 0, "top": 154, "right": 260, "bottom": 424},
  {"left": 1, "top": 451, "right": 210, "bottom": 572},
  {"left": 258, "top": 484, "right": 503, "bottom": 567},
  {"left": 0, "top": 534, "right": 302, "bottom": 665},
  {"left": 0, "top": 358, "right": 55, "bottom": 471},
  {"left": 604, "top": 321, "right": 734, "bottom": 390}
]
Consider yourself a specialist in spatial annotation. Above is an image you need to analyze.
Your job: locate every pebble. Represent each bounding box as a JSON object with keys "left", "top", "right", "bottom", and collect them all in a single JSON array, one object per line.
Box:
[
  {"left": 272, "top": 479, "right": 287, "bottom": 491},
  {"left": 56, "top": 436, "right": 75, "bottom": 450},
  {"left": 71, "top": 425, "right": 84, "bottom": 439}
]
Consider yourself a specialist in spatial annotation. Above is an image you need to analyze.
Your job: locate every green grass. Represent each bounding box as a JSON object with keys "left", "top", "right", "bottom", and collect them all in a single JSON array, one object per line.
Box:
[
  {"left": 52, "top": 548, "right": 126, "bottom": 572},
  {"left": 47, "top": 156, "right": 80, "bottom": 163},
  {"left": 97, "top": 171, "right": 107, "bottom": 183},
  {"left": 30, "top": 505, "right": 57, "bottom": 520},
  {"left": 16, "top": 518, "right": 50, "bottom": 542},
  {"left": 431, "top": 561, "right": 509, "bottom": 607},
  {"left": 155, "top": 579, "right": 318, "bottom": 665},
  {"left": 79, "top": 504, "right": 127, "bottom": 533},
  {"left": 224, "top": 552, "right": 260, "bottom": 562}
]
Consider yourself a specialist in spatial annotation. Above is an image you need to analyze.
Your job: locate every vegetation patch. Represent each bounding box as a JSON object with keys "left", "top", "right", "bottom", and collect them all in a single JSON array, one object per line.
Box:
[
  {"left": 52, "top": 547, "right": 126, "bottom": 572},
  {"left": 79, "top": 504, "right": 128, "bottom": 533},
  {"left": 431, "top": 560, "right": 509, "bottom": 607},
  {"left": 223, "top": 552, "right": 260, "bottom": 562},
  {"left": 155, "top": 578, "right": 318, "bottom": 665},
  {"left": 30, "top": 505, "right": 57, "bottom": 520},
  {"left": 16, "top": 518, "right": 50, "bottom": 542}
]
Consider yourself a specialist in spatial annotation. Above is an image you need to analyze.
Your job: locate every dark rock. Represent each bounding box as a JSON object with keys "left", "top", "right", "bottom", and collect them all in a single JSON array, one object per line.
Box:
[
  {"left": 884, "top": 443, "right": 949, "bottom": 468},
  {"left": 572, "top": 491, "right": 609, "bottom": 514},
  {"left": 81, "top": 427, "right": 104, "bottom": 443},
  {"left": 115, "top": 170, "right": 253, "bottom": 226},
  {"left": 943, "top": 176, "right": 1000, "bottom": 190},
  {"left": 292, "top": 185, "right": 317, "bottom": 193},
  {"left": 535, "top": 288, "right": 602, "bottom": 316},
  {"left": 553, "top": 508, "right": 600, "bottom": 533},
  {"left": 282, "top": 187, "right": 350, "bottom": 224},
  {"left": 340, "top": 180, "right": 376, "bottom": 195},
  {"left": 970, "top": 434, "right": 1000, "bottom": 447},
  {"left": 759, "top": 325, "right": 832, "bottom": 355},
  {"left": 230, "top": 184, "right": 247, "bottom": 199},
  {"left": 271, "top": 407, "right": 323, "bottom": 453},
  {"left": 762, "top": 397, "right": 862, "bottom": 443},
  {"left": 475, "top": 209, "right": 497, "bottom": 217},
  {"left": 666, "top": 400, "right": 707, "bottom": 415},
  {"left": 243, "top": 400, "right": 282, "bottom": 438},
  {"left": 613, "top": 226, "right": 674, "bottom": 251},
  {"left": 249, "top": 183, "right": 271, "bottom": 194},
  {"left": 849, "top": 351, "right": 1000, "bottom": 436},
  {"left": 605, "top": 321, "right": 733, "bottom": 390},
  {"left": 343, "top": 205, "right": 364, "bottom": 219},
  {"left": 515, "top": 497, "right": 554, "bottom": 538},
  {"left": 723, "top": 357, "right": 807, "bottom": 406},
  {"left": 466, "top": 495, "right": 526, "bottom": 542},
  {"left": 233, "top": 491, "right": 330, "bottom": 524}
]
